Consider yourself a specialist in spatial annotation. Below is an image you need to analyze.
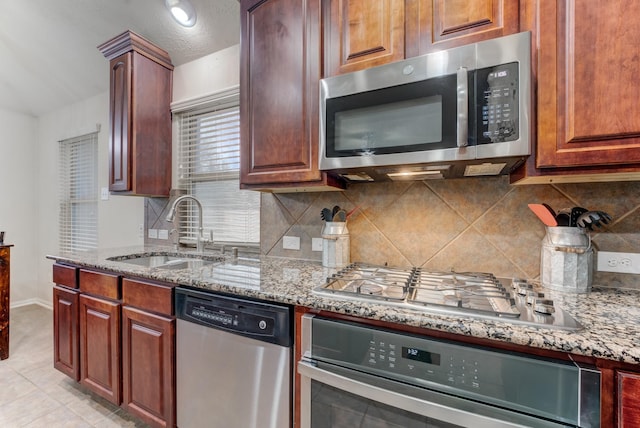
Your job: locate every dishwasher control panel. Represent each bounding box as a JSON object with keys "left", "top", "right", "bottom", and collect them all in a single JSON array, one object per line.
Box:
[
  {"left": 175, "top": 287, "right": 293, "bottom": 347},
  {"left": 185, "top": 300, "right": 275, "bottom": 336}
]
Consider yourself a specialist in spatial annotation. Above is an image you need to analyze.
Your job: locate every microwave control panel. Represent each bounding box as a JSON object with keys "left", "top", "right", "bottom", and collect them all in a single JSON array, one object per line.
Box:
[{"left": 476, "top": 62, "right": 519, "bottom": 144}]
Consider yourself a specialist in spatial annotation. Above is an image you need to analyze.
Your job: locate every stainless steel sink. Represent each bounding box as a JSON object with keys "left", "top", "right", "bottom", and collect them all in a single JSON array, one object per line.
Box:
[{"left": 109, "top": 254, "right": 219, "bottom": 269}]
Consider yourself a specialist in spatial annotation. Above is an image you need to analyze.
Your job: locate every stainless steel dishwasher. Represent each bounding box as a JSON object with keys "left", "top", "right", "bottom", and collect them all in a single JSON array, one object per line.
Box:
[{"left": 175, "top": 287, "right": 293, "bottom": 428}]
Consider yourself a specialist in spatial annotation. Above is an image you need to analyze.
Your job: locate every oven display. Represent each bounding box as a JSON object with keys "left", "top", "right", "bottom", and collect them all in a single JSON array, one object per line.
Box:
[{"left": 402, "top": 347, "right": 441, "bottom": 365}]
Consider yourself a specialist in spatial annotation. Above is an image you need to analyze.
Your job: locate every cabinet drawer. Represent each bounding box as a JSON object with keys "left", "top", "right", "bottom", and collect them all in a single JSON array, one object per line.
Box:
[
  {"left": 79, "top": 269, "right": 120, "bottom": 300},
  {"left": 122, "top": 278, "right": 173, "bottom": 316},
  {"left": 53, "top": 264, "right": 78, "bottom": 289}
]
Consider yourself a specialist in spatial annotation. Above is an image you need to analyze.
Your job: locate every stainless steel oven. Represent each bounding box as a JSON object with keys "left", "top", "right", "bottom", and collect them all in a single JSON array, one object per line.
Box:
[{"left": 298, "top": 315, "right": 601, "bottom": 428}]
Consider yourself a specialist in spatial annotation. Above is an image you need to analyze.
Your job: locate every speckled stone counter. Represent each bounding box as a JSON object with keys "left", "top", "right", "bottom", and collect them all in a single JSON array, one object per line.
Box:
[{"left": 47, "top": 245, "right": 640, "bottom": 365}]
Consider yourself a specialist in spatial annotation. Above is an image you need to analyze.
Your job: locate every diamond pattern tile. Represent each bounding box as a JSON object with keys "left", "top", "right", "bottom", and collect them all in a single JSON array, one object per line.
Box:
[{"left": 368, "top": 182, "right": 469, "bottom": 266}]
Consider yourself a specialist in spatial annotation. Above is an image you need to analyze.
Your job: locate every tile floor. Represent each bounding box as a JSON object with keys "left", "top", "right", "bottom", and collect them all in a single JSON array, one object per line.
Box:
[{"left": 0, "top": 305, "right": 150, "bottom": 427}]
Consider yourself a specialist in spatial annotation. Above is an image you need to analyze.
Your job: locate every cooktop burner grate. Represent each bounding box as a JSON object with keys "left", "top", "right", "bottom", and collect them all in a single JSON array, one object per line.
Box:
[{"left": 314, "top": 262, "right": 584, "bottom": 330}]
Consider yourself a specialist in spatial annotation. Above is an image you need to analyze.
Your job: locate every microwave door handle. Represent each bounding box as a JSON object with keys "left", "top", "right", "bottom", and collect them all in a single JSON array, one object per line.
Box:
[{"left": 456, "top": 67, "right": 468, "bottom": 147}]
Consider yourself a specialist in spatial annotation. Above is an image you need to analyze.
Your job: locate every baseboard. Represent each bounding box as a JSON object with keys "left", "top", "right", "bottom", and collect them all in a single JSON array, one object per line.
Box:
[{"left": 11, "top": 298, "right": 52, "bottom": 311}]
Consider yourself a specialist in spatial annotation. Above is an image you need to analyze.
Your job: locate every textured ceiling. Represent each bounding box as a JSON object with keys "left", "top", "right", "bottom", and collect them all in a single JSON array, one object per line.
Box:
[{"left": 0, "top": 0, "right": 240, "bottom": 117}]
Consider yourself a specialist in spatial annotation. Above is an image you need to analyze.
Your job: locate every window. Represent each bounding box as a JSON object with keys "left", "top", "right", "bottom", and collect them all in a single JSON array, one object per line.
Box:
[
  {"left": 59, "top": 132, "right": 99, "bottom": 252},
  {"left": 175, "top": 89, "right": 260, "bottom": 245}
]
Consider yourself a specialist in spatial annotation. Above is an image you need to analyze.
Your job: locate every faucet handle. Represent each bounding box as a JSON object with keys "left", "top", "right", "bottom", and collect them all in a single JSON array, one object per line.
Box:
[{"left": 203, "top": 229, "right": 214, "bottom": 244}]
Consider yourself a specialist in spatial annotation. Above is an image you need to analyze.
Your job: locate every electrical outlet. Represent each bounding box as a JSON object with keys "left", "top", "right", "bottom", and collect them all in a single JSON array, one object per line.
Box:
[
  {"left": 100, "top": 187, "right": 109, "bottom": 200},
  {"left": 312, "top": 238, "right": 323, "bottom": 252},
  {"left": 597, "top": 251, "right": 640, "bottom": 274},
  {"left": 157, "top": 229, "right": 169, "bottom": 240},
  {"left": 283, "top": 236, "right": 301, "bottom": 250},
  {"left": 138, "top": 224, "right": 144, "bottom": 238},
  {"left": 148, "top": 229, "right": 158, "bottom": 239}
]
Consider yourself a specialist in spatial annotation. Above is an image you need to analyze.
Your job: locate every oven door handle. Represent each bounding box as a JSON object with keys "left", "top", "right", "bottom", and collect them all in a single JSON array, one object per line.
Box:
[{"left": 298, "top": 360, "right": 569, "bottom": 428}]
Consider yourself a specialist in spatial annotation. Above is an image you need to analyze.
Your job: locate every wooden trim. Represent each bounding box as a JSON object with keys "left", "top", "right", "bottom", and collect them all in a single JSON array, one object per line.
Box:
[{"left": 98, "top": 30, "right": 173, "bottom": 70}]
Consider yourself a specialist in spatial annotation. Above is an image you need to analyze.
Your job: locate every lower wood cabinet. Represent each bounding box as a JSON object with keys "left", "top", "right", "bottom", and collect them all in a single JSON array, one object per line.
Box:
[
  {"left": 52, "top": 264, "right": 176, "bottom": 428},
  {"left": 122, "top": 306, "right": 175, "bottom": 428},
  {"left": 79, "top": 293, "right": 122, "bottom": 405},
  {"left": 618, "top": 371, "right": 640, "bottom": 427},
  {"left": 53, "top": 286, "right": 80, "bottom": 381}
]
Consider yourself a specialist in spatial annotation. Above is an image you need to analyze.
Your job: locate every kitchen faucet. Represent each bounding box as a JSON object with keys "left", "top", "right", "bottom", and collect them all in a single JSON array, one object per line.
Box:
[{"left": 165, "top": 195, "right": 206, "bottom": 252}]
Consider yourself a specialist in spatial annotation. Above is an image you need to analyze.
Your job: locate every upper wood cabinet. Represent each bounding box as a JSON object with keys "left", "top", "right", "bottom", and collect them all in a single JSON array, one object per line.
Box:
[
  {"left": 98, "top": 31, "right": 173, "bottom": 197},
  {"left": 324, "top": 0, "right": 520, "bottom": 76},
  {"left": 512, "top": 0, "right": 640, "bottom": 183},
  {"left": 239, "top": 0, "right": 344, "bottom": 191},
  {"left": 536, "top": 0, "right": 640, "bottom": 169}
]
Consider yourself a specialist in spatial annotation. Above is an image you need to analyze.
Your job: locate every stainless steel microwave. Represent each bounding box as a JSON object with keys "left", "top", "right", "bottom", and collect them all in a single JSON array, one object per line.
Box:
[{"left": 319, "top": 31, "right": 531, "bottom": 181}]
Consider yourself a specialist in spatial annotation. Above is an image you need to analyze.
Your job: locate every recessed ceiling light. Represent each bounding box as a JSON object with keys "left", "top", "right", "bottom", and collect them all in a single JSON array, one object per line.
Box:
[{"left": 165, "top": 0, "right": 197, "bottom": 27}]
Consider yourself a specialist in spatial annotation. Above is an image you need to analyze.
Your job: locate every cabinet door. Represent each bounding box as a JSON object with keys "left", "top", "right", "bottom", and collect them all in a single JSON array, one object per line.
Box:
[
  {"left": 53, "top": 286, "right": 80, "bottom": 381},
  {"left": 122, "top": 306, "right": 175, "bottom": 428},
  {"left": 408, "top": 0, "right": 519, "bottom": 56},
  {"left": 79, "top": 294, "right": 121, "bottom": 405},
  {"left": 240, "top": 0, "right": 340, "bottom": 189},
  {"left": 536, "top": 0, "right": 640, "bottom": 168},
  {"left": 619, "top": 371, "right": 640, "bottom": 427},
  {"left": 324, "top": 0, "right": 406, "bottom": 76},
  {"left": 108, "top": 53, "right": 132, "bottom": 192}
]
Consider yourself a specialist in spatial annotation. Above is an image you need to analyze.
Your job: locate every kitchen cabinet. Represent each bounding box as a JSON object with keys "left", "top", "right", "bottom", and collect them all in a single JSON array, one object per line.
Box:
[
  {"left": 239, "top": 0, "right": 344, "bottom": 191},
  {"left": 53, "top": 286, "right": 80, "bottom": 380},
  {"left": 0, "top": 245, "right": 11, "bottom": 360},
  {"left": 53, "top": 264, "right": 79, "bottom": 379},
  {"left": 79, "top": 293, "right": 122, "bottom": 404},
  {"left": 98, "top": 30, "right": 173, "bottom": 197},
  {"left": 121, "top": 278, "right": 175, "bottom": 428},
  {"left": 512, "top": 0, "right": 640, "bottom": 183},
  {"left": 323, "top": 0, "right": 519, "bottom": 76},
  {"left": 52, "top": 265, "right": 176, "bottom": 428},
  {"left": 618, "top": 371, "right": 640, "bottom": 427},
  {"left": 78, "top": 269, "right": 122, "bottom": 404}
]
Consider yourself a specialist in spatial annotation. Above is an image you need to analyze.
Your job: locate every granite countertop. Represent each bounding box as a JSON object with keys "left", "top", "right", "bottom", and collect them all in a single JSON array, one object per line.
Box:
[{"left": 47, "top": 245, "right": 640, "bottom": 365}]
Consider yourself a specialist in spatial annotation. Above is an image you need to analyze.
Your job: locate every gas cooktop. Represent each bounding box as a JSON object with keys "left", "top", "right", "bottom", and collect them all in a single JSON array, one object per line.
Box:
[{"left": 314, "top": 262, "right": 583, "bottom": 331}]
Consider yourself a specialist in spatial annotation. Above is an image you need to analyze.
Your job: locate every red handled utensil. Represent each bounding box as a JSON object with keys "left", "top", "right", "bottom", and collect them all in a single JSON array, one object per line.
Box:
[{"left": 528, "top": 203, "right": 558, "bottom": 227}]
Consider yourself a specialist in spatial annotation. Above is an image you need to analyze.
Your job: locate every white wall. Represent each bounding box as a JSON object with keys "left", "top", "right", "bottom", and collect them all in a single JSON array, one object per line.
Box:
[
  {"left": 0, "top": 109, "right": 38, "bottom": 305},
  {"left": 173, "top": 44, "right": 239, "bottom": 103},
  {"left": 35, "top": 92, "right": 144, "bottom": 306}
]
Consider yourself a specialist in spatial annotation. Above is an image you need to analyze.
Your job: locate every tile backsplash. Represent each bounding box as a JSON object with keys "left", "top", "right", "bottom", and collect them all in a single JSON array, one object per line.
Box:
[{"left": 260, "top": 177, "right": 640, "bottom": 290}]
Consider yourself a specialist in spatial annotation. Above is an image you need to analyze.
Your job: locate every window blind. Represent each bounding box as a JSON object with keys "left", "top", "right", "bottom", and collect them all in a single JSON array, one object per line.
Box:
[
  {"left": 59, "top": 132, "right": 98, "bottom": 253},
  {"left": 176, "top": 92, "right": 260, "bottom": 245}
]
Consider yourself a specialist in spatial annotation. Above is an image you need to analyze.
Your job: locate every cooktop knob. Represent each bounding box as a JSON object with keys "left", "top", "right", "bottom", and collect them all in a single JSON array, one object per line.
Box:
[
  {"left": 511, "top": 278, "right": 528, "bottom": 289},
  {"left": 516, "top": 282, "right": 533, "bottom": 296},
  {"left": 525, "top": 290, "right": 545, "bottom": 306},
  {"left": 533, "top": 298, "right": 555, "bottom": 315}
]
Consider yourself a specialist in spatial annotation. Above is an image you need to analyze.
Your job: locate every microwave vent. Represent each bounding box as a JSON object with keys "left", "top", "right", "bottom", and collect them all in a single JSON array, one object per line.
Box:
[{"left": 464, "top": 163, "right": 507, "bottom": 177}]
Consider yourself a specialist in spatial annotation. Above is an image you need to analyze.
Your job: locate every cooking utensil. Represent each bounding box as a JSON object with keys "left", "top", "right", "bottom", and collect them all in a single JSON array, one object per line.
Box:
[
  {"left": 321, "top": 208, "right": 333, "bottom": 221},
  {"left": 333, "top": 209, "right": 347, "bottom": 222},
  {"left": 555, "top": 208, "right": 571, "bottom": 227},
  {"left": 542, "top": 203, "right": 556, "bottom": 218},
  {"left": 569, "top": 207, "right": 588, "bottom": 227},
  {"left": 576, "top": 211, "right": 612, "bottom": 230},
  {"left": 528, "top": 204, "right": 558, "bottom": 227},
  {"left": 332, "top": 205, "right": 341, "bottom": 217}
]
